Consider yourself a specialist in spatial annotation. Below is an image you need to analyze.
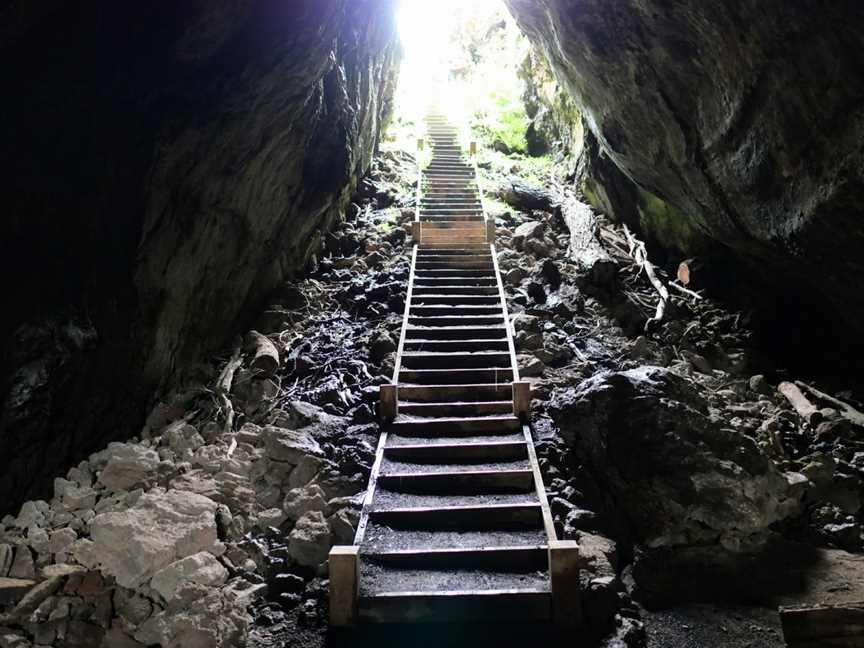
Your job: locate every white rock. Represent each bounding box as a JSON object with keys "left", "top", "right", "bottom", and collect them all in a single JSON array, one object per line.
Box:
[
  {"left": 287, "top": 455, "right": 324, "bottom": 489},
  {"left": 90, "top": 489, "right": 219, "bottom": 588},
  {"left": 14, "top": 501, "right": 46, "bottom": 529},
  {"left": 163, "top": 421, "right": 206, "bottom": 456},
  {"left": 134, "top": 587, "right": 247, "bottom": 648},
  {"left": 8, "top": 546, "right": 35, "bottom": 579},
  {"left": 282, "top": 484, "right": 328, "bottom": 522},
  {"left": 27, "top": 528, "right": 50, "bottom": 555},
  {"left": 288, "top": 511, "right": 331, "bottom": 568},
  {"left": 328, "top": 508, "right": 359, "bottom": 545},
  {"left": 70, "top": 539, "right": 100, "bottom": 569},
  {"left": 97, "top": 443, "right": 160, "bottom": 491},
  {"left": 0, "top": 544, "right": 12, "bottom": 577},
  {"left": 150, "top": 551, "right": 228, "bottom": 602},
  {"left": 257, "top": 508, "right": 287, "bottom": 529},
  {"left": 261, "top": 426, "right": 323, "bottom": 465},
  {"left": 48, "top": 528, "right": 77, "bottom": 554},
  {"left": 53, "top": 477, "right": 97, "bottom": 511}
]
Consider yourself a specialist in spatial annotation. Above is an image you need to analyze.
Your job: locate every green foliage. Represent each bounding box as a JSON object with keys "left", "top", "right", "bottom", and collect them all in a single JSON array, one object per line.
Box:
[{"left": 474, "top": 92, "right": 529, "bottom": 153}]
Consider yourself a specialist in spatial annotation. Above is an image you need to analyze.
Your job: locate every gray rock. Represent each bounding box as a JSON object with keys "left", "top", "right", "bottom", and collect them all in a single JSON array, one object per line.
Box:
[
  {"left": 8, "top": 547, "right": 34, "bottom": 580},
  {"left": 517, "top": 354, "right": 545, "bottom": 377},
  {"left": 548, "top": 367, "right": 800, "bottom": 549},
  {"left": 511, "top": 221, "right": 545, "bottom": 250},
  {"left": 69, "top": 539, "right": 100, "bottom": 569},
  {"left": 506, "top": 0, "right": 864, "bottom": 334},
  {"left": 511, "top": 313, "right": 541, "bottom": 335},
  {"left": 749, "top": 374, "right": 772, "bottom": 395},
  {"left": 283, "top": 484, "right": 328, "bottom": 522},
  {"left": 134, "top": 586, "right": 247, "bottom": 648},
  {"left": 150, "top": 551, "right": 228, "bottom": 602},
  {"left": 328, "top": 508, "right": 359, "bottom": 545},
  {"left": 53, "top": 478, "right": 97, "bottom": 511},
  {"left": 163, "top": 421, "right": 206, "bottom": 456},
  {"left": 13, "top": 501, "right": 46, "bottom": 530},
  {"left": 90, "top": 489, "right": 219, "bottom": 588},
  {"left": 288, "top": 511, "right": 332, "bottom": 568},
  {"left": 48, "top": 528, "right": 77, "bottom": 554},
  {"left": 97, "top": 443, "right": 160, "bottom": 491},
  {"left": 287, "top": 455, "right": 324, "bottom": 489},
  {"left": 0, "top": 546, "right": 13, "bottom": 578},
  {"left": 261, "top": 426, "right": 323, "bottom": 465}
]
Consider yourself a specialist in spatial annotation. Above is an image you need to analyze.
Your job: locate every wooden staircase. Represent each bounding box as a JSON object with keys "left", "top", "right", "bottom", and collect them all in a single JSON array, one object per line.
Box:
[{"left": 329, "top": 112, "right": 580, "bottom": 628}]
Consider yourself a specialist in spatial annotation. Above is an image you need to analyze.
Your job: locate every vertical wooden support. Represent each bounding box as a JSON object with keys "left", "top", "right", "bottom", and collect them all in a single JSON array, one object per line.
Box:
[
  {"left": 412, "top": 221, "right": 421, "bottom": 243},
  {"left": 329, "top": 545, "right": 359, "bottom": 627},
  {"left": 417, "top": 138, "right": 424, "bottom": 151},
  {"left": 549, "top": 540, "right": 581, "bottom": 627},
  {"left": 469, "top": 140, "right": 477, "bottom": 156},
  {"left": 485, "top": 218, "right": 495, "bottom": 243},
  {"left": 380, "top": 383, "right": 398, "bottom": 420},
  {"left": 513, "top": 381, "right": 531, "bottom": 419}
]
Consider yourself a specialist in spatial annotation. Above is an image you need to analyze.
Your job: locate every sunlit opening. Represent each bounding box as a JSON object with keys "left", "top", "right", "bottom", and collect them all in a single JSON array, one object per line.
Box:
[{"left": 394, "top": 0, "right": 528, "bottom": 145}]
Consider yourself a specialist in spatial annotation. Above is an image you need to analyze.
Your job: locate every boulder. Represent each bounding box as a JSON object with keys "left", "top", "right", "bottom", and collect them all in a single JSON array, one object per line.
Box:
[
  {"left": 150, "top": 552, "right": 228, "bottom": 602},
  {"left": 288, "top": 511, "right": 331, "bottom": 568},
  {"left": 7, "top": 548, "right": 34, "bottom": 580},
  {"left": 89, "top": 489, "right": 219, "bottom": 588},
  {"left": 261, "top": 426, "right": 323, "bottom": 465},
  {"left": 134, "top": 586, "right": 247, "bottom": 648},
  {"left": 548, "top": 366, "right": 801, "bottom": 549},
  {"left": 0, "top": 545, "right": 12, "bottom": 578},
  {"left": 96, "top": 443, "right": 160, "bottom": 491},
  {"left": 282, "top": 485, "right": 328, "bottom": 522},
  {"left": 511, "top": 221, "right": 546, "bottom": 250}
]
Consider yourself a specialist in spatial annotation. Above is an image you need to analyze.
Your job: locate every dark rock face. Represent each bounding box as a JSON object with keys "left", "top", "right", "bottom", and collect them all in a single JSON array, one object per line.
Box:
[
  {"left": 505, "top": 0, "right": 864, "bottom": 331},
  {"left": 547, "top": 367, "right": 799, "bottom": 550},
  {"left": 0, "top": 1, "right": 399, "bottom": 512}
]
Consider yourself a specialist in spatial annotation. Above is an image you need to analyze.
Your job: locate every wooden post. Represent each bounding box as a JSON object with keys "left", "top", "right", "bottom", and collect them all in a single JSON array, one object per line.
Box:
[
  {"left": 411, "top": 221, "right": 421, "bottom": 243},
  {"left": 380, "top": 384, "right": 398, "bottom": 420},
  {"left": 780, "top": 602, "right": 864, "bottom": 647},
  {"left": 513, "top": 381, "right": 531, "bottom": 419},
  {"left": 485, "top": 218, "right": 495, "bottom": 243},
  {"left": 549, "top": 540, "right": 581, "bottom": 627},
  {"left": 329, "top": 545, "right": 359, "bottom": 627},
  {"left": 469, "top": 140, "right": 477, "bottom": 156},
  {"left": 417, "top": 138, "right": 424, "bottom": 151}
]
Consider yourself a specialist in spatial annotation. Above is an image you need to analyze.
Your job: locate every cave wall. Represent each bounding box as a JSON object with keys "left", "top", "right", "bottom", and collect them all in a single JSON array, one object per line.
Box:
[
  {"left": 504, "top": 0, "right": 864, "bottom": 331},
  {"left": 0, "top": 0, "right": 400, "bottom": 512}
]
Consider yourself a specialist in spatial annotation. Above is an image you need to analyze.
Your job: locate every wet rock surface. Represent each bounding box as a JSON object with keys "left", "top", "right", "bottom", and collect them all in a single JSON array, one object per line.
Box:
[
  {"left": 0, "top": 0, "right": 401, "bottom": 515},
  {"left": 504, "top": 0, "right": 864, "bottom": 337},
  {"left": 0, "top": 148, "right": 414, "bottom": 647}
]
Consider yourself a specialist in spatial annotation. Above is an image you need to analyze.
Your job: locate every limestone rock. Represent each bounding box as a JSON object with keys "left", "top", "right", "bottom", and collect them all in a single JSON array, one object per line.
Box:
[
  {"left": 97, "top": 443, "right": 160, "bottom": 491},
  {"left": 548, "top": 366, "right": 801, "bottom": 549},
  {"left": 150, "top": 552, "right": 228, "bottom": 602},
  {"left": 134, "top": 586, "right": 247, "bottom": 648},
  {"left": 8, "top": 548, "right": 34, "bottom": 580},
  {"left": 261, "top": 426, "right": 323, "bottom": 465},
  {"left": 48, "top": 528, "right": 77, "bottom": 554},
  {"left": 282, "top": 485, "right": 328, "bottom": 522},
  {"left": 89, "top": 489, "right": 219, "bottom": 588},
  {"left": 288, "top": 511, "right": 332, "bottom": 568},
  {"left": 0, "top": 546, "right": 11, "bottom": 578}
]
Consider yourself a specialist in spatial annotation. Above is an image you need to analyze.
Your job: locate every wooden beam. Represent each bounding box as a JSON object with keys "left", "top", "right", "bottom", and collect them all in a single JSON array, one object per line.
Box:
[
  {"left": 549, "top": 540, "right": 581, "bottom": 627},
  {"left": 780, "top": 602, "right": 864, "bottom": 647},
  {"left": 329, "top": 545, "right": 359, "bottom": 627}
]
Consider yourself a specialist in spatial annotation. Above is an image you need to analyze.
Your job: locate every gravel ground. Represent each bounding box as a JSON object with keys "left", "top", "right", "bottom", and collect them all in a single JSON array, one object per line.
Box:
[
  {"left": 358, "top": 561, "right": 549, "bottom": 595},
  {"left": 362, "top": 524, "right": 548, "bottom": 551},
  {"left": 645, "top": 603, "right": 784, "bottom": 648}
]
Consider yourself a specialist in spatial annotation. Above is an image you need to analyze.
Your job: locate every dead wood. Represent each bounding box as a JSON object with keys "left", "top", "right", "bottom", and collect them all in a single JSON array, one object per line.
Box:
[
  {"left": 623, "top": 224, "right": 670, "bottom": 333},
  {"left": 779, "top": 601, "right": 864, "bottom": 647},
  {"left": 215, "top": 337, "right": 243, "bottom": 438},
  {"left": 245, "top": 330, "right": 280, "bottom": 377},
  {"left": 500, "top": 177, "right": 557, "bottom": 212},
  {"left": 796, "top": 381, "right": 864, "bottom": 427},
  {"left": 558, "top": 191, "right": 616, "bottom": 286},
  {"left": 778, "top": 381, "right": 823, "bottom": 426}
]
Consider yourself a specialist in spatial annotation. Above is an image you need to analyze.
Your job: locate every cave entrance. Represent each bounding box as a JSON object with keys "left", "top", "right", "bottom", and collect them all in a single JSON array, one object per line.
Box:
[{"left": 391, "top": 0, "right": 533, "bottom": 157}]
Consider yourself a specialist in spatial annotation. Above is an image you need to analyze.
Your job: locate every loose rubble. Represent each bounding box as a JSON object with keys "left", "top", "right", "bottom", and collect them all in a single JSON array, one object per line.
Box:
[{"left": 0, "top": 149, "right": 415, "bottom": 647}]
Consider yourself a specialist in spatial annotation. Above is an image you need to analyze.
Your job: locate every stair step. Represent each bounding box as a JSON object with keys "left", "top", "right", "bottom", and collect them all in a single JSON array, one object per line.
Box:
[
  {"left": 402, "top": 339, "right": 508, "bottom": 353},
  {"left": 383, "top": 440, "right": 528, "bottom": 463},
  {"left": 413, "top": 286, "right": 498, "bottom": 295},
  {"left": 389, "top": 414, "right": 521, "bottom": 435},
  {"left": 400, "top": 350, "right": 510, "bottom": 369},
  {"left": 377, "top": 469, "right": 534, "bottom": 494},
  {"left": 369, "top": 503, "right": 543, "bottom": 530},
  {"left": 362, "top": 545, "right": 547, "bottom": 571},
  {"left": 398, "top": 399, "right": 513, "bottom": 416},
  {"left": 396, "top": 383, "right": 512, "bottom": 401},
  {"left": 408, "top": 317, "right": 504, "bottom": 328}
]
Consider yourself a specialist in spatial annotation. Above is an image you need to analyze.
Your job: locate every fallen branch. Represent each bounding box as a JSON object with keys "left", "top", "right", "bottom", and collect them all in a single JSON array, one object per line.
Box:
[
  {"left": 244, "top": 330, "right": 280, "bottom": 377},
  {"left": 623, "top": 224, "right": 669, "bottom": 333},
  {"left": 778, "top": 381, "right": 823, "bottom": 426},
  {"left": 215, "top": 337, "right": 243, "bottom": 441},
  {"left": 669, "top": 280, "right": 704, "bottom": 301},
  {"left": 796, "top": 381, "right": 864, "bottom": 427}
]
